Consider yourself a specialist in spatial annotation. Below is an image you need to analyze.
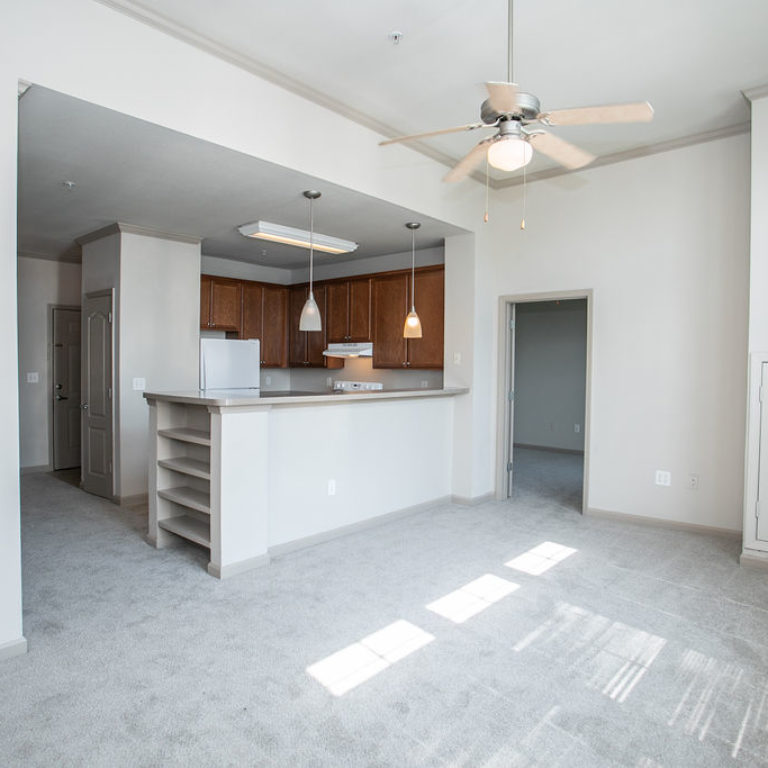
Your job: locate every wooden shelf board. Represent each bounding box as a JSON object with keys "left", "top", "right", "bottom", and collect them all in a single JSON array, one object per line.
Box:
[
  {"left": 158, "top": 486, "right": 211, "bottom": 514},
  {"left": 158, "top": 427, "right": 211, "bottom": 446},
  {"left": 158, "top": 514, "right": 211, "bottom": 548},
  {"left": 158, "top": 456, "right": 211, "bottom": 480}
]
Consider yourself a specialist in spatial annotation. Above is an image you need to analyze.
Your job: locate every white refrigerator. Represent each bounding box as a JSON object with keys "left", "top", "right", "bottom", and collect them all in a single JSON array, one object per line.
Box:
[{"left": 199, "top": 338, "right": 260, "bottom": 391}]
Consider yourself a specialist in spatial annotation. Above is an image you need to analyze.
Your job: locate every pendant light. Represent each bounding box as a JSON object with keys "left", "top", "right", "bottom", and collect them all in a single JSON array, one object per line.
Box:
[
  {"left": 299, "top": 190, "right": 322, "bottom": 332},
  {"left": 403, "top": 221, "right": 422, "bottom": 338}
]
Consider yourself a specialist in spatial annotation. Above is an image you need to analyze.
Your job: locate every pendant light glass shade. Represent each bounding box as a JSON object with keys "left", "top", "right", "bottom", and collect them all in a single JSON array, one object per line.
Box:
[
  {"left": 403, "top": 222, "right": 422, "bottom": 339},
  {"left": 299, "top": 190, "right": 323, "bottom": 332},
  {"left": 299, "top": 290, "right": 322, "bottom": 331}
]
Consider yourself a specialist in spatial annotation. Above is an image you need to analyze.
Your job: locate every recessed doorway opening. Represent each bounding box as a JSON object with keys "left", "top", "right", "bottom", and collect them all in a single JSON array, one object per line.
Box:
[{"left": 496, "top": 291, "right": 592, "bottom": 513}]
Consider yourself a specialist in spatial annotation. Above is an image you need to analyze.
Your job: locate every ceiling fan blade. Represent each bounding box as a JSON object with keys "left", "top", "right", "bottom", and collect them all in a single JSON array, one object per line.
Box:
[
  {"left": 485, "top": 81, "right": 519, "bottom": 114},
  {"left": 542, "top": 101, "right": 654, "bottom": 126},
  {"left": 379, "top": 122, "right": 491, "bottom": 146},
  {"left": 529, "top": 131, "right": 595, "bottom": 170},
  {"left": 444, "top": 139, "right": 493, "bottom": 183}
]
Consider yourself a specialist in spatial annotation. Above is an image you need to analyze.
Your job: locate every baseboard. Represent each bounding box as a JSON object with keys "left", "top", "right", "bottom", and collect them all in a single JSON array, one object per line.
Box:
[
  {"left": 208, "top": 553, "right": 270, "bottom": 579},
  {"left": 117, "top": 493, "right": 149, "bottom": 508},
  {"left": 586, "top": 507, "right": 741, "bottom": 538},
  {"left": 451, "top": 492, "right": 495, "bottom": 506},
  {"left": 740, "top": 550, "right": 768, "bottom": 570},
  {"left": 269, "top": 495, "right": 452, "bottom": 559},
  {"left": 514, "top": 443, "right": 584, "bottom": 455},
  {"left": 0, "top": 636, "right": 28, "bottom": 661},
  {"left": 20, "top": 464, "right": 52, "bottom": 475}
]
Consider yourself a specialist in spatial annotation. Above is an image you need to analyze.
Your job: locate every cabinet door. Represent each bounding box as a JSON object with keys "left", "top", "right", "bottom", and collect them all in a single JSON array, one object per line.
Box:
[
  {"left": 348, "top": 278, "right": 371, "bottom": 342},
  {"left": 306, "top": 284, "right": 328, "bottom": 367},
  {"left": 372, "top": 273, "right": 408, "bottom": 368},
  {"left": 261, "top": 285, "right": 289, "bottom": 368},
  {"left": 241, "top": 281, "right": 263, "bottom": 343},
  {"left": 200, "top": 275, "right": 212, "bottom": 329},
  {"left": 288, "top": 285, "right": 308, "bottom": 366},
  {"left": 407, "top": 268, "right": 444, "bottom": 369},
  {"left": 210, "top": 278, "right": 242, "bottom": 332},
  {"left": 326, "top": 281, "right": 349, "bottom": 342}
]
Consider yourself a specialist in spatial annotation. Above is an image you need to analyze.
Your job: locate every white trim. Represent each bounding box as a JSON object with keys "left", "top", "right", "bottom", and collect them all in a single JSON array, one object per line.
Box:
[
  {"left": 495, "top": 290, "right": 593, "bottom": 515},
  {"left": 0, "top": 637, "right": 28, "bottom": 661},
  {"left": 268, "top": 496, "right": 452, "bottom": 558},
  {"left": 451, "top": 493, "right": 494, "bottom": 506},
  {"left": 76, "top": 222, "right": 201, "bottom": 247},
  {"left": 743, "top": 84, "right": 768, "bottom": 102},
  {"left": 740, "top": 550, "right": 768, "bottom": 570},
  {"left": 20, "top": 464, "right": 52, "bottom": 475},
  {"left": 742, "top": 353, "right": 768, "bottom": 553},
  {"left": 117, "top": 492, "right": 148, "bottom": 508},
  {"left": 207, "top": 553, "right": 271, "bottom": 579},
  {"left": 587, "top": 507, "right": 741, "bottom": 538}
]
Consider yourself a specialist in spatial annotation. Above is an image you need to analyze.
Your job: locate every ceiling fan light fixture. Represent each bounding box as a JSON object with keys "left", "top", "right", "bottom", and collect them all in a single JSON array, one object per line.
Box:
[{"left": 487, "top": 135, "right": 533, "bottom": 172}]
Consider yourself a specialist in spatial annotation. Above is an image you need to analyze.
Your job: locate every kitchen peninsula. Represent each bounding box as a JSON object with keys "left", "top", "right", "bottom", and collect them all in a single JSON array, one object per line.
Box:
[{"left": 144, "top": 386, "right": 467, "bottom": 578}]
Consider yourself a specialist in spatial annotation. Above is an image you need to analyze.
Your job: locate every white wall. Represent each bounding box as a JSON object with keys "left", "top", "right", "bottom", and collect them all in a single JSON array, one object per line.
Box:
[
  {"left": 489, "top": 134, "right": 750, "bottom": 530},
  {"left": 118, "top": 232, "right": 200, "bottom": 498},
  {"left": 513, "top": 300, "right": 587, "bottom": 451},
  {"left": 17, "top": 256, "right": 81, "bottom": 468}
]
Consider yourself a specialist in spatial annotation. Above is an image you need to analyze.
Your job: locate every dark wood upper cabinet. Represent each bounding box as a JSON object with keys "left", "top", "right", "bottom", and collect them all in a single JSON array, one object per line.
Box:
[
  {"left": 406, "top": 268, "right": 444, "bottom": 369},
  {"left": 372, "top": 267, "right": 444, "bottom": 369},
  {"left": 207, "top": 277, "right": 242, "bottom": 331},
  {"left": 241, "top": 281, "right": 289, "bottom": 368},
  {"left": 261, "top": 285, "right": 289, "bottom": 368},
  {"left": 326, "top": 278, "right": 372, "bottom": 343},
  {"left": 288, "top": 284, "right": 342, "bottom": 369},
  {"left": 372, "top": 273, "right": 408, "bottom": 369}
]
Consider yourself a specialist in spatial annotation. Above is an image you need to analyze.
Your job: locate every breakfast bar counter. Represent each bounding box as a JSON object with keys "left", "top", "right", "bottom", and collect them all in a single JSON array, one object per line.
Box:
[{"left": 144, "top": 387, "right": 467, "bottom": 577}]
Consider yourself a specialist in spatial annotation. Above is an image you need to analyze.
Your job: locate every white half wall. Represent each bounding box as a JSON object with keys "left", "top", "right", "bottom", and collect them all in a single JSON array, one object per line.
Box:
[
  {"left": 513, "top": 300, "right": 587, "bottom": 452},
  {"left": 17, "top": 256, "right": 81, "bottom": 468},
  {"left": 488, "top": 134, "right": 750, "bottom": 530}
]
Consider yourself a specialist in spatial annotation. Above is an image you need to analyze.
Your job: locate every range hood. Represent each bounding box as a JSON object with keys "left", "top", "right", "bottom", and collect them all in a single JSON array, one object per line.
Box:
[{"left": 323, "top": 342, "right": 373, "bottom": 359}]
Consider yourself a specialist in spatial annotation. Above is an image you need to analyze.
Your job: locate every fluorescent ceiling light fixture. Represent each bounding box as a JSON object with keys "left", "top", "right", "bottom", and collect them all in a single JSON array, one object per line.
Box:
[{"left": 237, "top": 220, "right": 358, "bottom": 255}]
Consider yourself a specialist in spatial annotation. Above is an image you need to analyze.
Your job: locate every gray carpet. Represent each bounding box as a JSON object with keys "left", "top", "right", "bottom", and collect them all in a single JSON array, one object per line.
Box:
[
  {"left": 2, "top": 471, "right": 768, "bottom": 766},
  {"left": 512, "top": 446, "right": 584, "bottom": 513}
]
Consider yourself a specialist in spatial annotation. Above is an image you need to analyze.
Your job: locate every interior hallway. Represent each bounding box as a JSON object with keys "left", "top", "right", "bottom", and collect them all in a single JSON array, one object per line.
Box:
[
  {"left": 512, "top": 446, "right": 584, "bottom": 513},
  {"left": 3, "top": 473, "right": 767, "bottom": 766}
]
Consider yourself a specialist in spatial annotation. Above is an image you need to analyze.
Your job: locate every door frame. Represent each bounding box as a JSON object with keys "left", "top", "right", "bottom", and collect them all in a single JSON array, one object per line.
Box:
[
  {"left": 495, "top": 289, "right": 594, "bottom": 513},
  {"left": 743, "top": 352, "right": 768, "bottom": 555},
  {"left": 82, "top": 289, "right": 116, "bottom": 497},
  {"left": 49, "top": 304, "right": 81, "bottom": 471}
]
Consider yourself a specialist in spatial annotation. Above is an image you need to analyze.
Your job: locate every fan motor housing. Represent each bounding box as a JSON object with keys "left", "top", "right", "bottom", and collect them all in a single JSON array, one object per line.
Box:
[{"left": 481, "top": 91, "right": 541, "bottom": 124}]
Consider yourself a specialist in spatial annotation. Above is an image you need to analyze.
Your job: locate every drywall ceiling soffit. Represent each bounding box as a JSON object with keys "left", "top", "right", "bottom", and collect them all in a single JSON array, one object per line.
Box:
[
  {"left": 98, "top": 0, "right": 768, "bottom": 187},
  {"left": 18, "top": 87, "right": 465, "bottom": 266}
]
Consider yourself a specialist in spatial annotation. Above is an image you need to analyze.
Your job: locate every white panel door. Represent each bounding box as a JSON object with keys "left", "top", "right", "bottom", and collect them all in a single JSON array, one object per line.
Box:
[{"left": 82, "top": 294, "right": 113, "bottom": 499}]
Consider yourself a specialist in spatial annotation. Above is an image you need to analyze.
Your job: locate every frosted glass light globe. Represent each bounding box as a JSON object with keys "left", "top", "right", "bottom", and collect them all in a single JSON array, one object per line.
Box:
[{"left": 487, "top": 136, "right": 533, "bottom": 172}]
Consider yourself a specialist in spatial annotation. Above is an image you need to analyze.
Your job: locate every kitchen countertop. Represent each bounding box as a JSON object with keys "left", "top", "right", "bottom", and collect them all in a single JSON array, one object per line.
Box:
[{"left": 143, "top": 387, "right": 468, "bottom": 407}]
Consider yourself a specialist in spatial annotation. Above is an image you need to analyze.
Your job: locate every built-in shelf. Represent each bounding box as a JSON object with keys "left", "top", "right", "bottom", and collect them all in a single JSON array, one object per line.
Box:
[
  {"left": 158, "top": 427, "right": 211, "bottom": 446},
  {"left": 158, "top": 457, "right": 211, "bottom": 480},
  {"left": 158, "top": 486, "right": 211, "bottom": 515},
  {"left": 158, "top": 515, "right": 211, "bottom": 548}
]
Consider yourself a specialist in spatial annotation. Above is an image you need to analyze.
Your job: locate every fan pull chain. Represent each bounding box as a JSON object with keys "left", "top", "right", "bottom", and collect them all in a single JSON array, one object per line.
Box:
[
  {"left": 520, "top": 161, "right": 527, "bottom": 230},
  {"left": 484, "top": 155, "right": 490, "bottom": 223}
]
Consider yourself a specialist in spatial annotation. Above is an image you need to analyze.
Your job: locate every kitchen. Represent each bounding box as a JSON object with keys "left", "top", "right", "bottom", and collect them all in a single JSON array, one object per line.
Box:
[{"left": 19, "top": 85, "right": 470, "bottom": 577}]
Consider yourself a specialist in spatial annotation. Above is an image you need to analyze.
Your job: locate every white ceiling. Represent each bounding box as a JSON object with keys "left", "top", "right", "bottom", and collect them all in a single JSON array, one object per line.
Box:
[
  {"left": 103, "top": 0, "right": 768, "bottom": 181},
  {"left": 18, "top": 87, "right": 463, "bottom": 266}
]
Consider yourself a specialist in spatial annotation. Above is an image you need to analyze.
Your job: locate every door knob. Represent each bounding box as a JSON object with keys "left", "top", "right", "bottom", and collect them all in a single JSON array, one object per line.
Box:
[
  {"left": 55, "top": 383, "right": 63, "bottom": 390},
  {"left": 81, "top": 403, "right": 89, "bottom": 410},
  {"left": 55, "top": 395, "right": 68, "bottom": 401}
]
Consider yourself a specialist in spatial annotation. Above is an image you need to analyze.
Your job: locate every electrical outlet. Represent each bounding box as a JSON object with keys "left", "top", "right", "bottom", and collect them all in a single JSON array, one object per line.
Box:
[
  {"left": 574, "top": 424, "right": 581, "bottom": 434},
  {"left": 453, "top": 352, "right": 461, "bottom": 365},
  {"left": 265, "top": 375, "right": 272, "bottom": 386},
  {"left": 26, "top": 372, "right": 39, "bottom": 383},
  {"left": 655, "top": 470, "right": 672, "bottom": 487},
  {"left": 326, "top": 377, "right": 332, "bottom": 387},
  {"left": 132, "top": 377, "right": 146, "bottom": 391},
  {"left": 420, "top": 380, "right": 429, "bottom": 388},
  {"left": 327, "top": 479, "right": 336, "bottom": 496},
  {"left": 687, "top": 473, "right": 699, "bottom": 490}
]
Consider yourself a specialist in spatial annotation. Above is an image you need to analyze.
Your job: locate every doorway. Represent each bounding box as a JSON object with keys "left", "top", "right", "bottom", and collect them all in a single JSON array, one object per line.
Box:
[
  {"left": 496, "top": 291, "right": 592, "bottom": 512},
  {"left": 81, "top": 291, "right": 114, "bottom": 499},
  {"left": 51, "top": 307, "right": 81, "bottom": 470}
]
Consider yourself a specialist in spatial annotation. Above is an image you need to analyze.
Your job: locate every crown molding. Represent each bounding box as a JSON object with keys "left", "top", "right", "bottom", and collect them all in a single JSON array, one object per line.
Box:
[
  {"left": 742, "top": 84, "right": 768, "bottom": 102},
  {"left": 17, "top": 249, "right": 81, "bottom": 264},
  {"left": 491, "top": 121, "right": 751, "bottom": 189},
  {"left": 76, "top": 222, "right": 202, "bottom": 246},
  {"left": 94, "top": 0, "right": 467, "bottom": 178}
]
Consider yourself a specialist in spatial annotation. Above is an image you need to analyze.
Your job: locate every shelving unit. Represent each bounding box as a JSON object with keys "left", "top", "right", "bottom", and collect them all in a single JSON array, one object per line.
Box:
[{"left": 148, "top": 400, "right": 213, "bottom": 555}]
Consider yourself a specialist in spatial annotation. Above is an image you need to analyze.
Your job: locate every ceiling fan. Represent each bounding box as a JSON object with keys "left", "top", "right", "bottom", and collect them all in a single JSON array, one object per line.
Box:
[{"left": 380, "top": 0, "right": 654, "bottom": 182}]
